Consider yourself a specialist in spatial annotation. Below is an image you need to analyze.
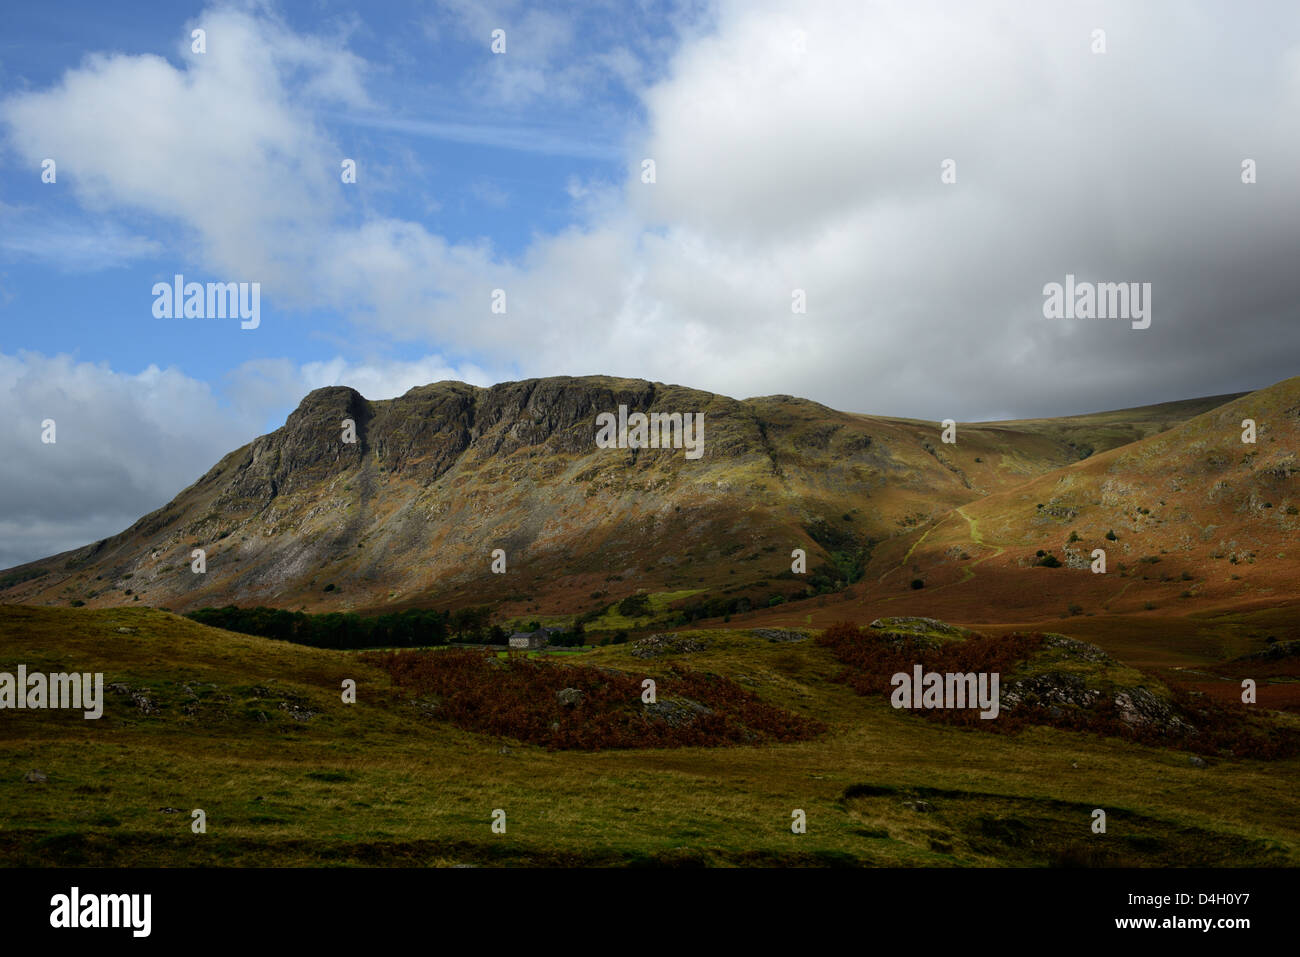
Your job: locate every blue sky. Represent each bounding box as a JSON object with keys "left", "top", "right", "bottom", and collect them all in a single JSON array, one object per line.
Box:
[
  {"left": 0, "top": 0, "right": 701, "bottom": 431},
  {"left": 2, "top": 0, "right": 1299, "bottom": 568}
]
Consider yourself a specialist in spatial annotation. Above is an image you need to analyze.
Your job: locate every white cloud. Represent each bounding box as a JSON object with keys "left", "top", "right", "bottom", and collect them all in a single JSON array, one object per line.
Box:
[
  {"left": 0, "top": 351, "right": 261, "bottom": 569},
  {"left": 225, "top": 353, "right": 498, "bottom": 423},
  {"left": 4, "top": 0, "right": 1300, "bottom": 431},
  {"left": 0, "top": 5, "right": 361, "bottom": 298},
  {"left": 430, "top": 0, "right": 645, "bottom": 108},
  {"left": 469, "top": 179, "right": 510, "bottom": 208},
  {"left": 0, "top": 204, "right": 162, "bottom": 270}
]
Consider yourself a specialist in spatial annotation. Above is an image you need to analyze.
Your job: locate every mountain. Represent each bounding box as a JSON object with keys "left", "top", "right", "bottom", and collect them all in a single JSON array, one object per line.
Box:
[
  {"left": 833, "top": 376, "right": 1300, "bottom": 624},
  {"left": 0, "top": 375, "right": 1259, "bottom": 624}
]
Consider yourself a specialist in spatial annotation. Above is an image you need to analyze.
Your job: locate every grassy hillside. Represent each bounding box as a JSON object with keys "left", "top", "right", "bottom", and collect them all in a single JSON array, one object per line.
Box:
[
  {"left": 0, "top": 378, "right": 1244, "bottom": 627},
  {"left": 2, "top": 605, "right": 1296, "bottom": 866},
  {"left": 754, "top": 377, "right": 1300, "bottom": 627}
]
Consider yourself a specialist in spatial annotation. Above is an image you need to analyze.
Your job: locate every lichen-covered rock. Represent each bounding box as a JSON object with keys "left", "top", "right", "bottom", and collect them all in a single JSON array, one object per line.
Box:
[
  {"left": 631, "top": 633, "right": 706, "bottom": 658},
  {"left": 1040, "top": 633, "right": 1111, "bottom": 662},
  {"left": 1001, "top": 672, "right": 1102, "bottom": 711},
  {"left": 1113, "top": 688, "right": 1196, "bottom": 736},
  {"left": 107, "top": 681, "right": 160, "bottom": 715},
  {"left": 644, "top": 697, "right": 713, "bottom": 727},
  {"left": 1063, "top": 547, "right": 1092, "bottom": 570},
  {"left": 751, "top": 628, "right": 808, "bottom": 643}
]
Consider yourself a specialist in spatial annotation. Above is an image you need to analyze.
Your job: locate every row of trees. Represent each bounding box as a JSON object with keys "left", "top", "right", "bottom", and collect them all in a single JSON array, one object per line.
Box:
[
  {"left": 186, "top": 605, "right": 591, "bottom": 650},
  {"left": 187, "top": 605, "right": 463, "bottom": 649}
]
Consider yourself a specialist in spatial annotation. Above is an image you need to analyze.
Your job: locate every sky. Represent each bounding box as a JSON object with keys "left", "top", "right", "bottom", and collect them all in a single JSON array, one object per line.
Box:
[{"left": 1, "top": 0, "right": 1299, "bottom": 568}]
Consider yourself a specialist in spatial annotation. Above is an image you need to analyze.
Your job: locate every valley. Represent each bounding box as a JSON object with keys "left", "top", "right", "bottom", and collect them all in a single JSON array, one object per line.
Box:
[{"left": 1, "top": 375, "right": 1296, "bottom": 867}]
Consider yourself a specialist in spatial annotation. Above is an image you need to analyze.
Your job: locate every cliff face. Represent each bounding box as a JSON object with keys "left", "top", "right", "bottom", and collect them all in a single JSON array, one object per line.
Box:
[{"left": 0, "top": 375, "right": 1247, "bottom": 617}]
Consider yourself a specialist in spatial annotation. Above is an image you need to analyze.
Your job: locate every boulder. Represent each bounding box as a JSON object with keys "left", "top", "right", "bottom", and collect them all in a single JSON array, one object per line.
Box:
[
  {"left": 556, "top": 687, "right": 584, "bottom": 707},
  {"left": 1113, "top": 688, "right": 1196, "bottom": 736}
]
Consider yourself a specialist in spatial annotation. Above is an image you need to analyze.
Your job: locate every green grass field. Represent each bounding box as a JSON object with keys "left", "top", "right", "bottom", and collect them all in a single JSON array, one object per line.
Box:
[{"left": 1, "top": 605, "right": 1295, "bottom": 867}]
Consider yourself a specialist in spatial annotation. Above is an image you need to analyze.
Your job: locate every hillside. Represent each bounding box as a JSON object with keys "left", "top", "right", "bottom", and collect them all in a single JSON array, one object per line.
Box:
[
  {"left": 832, "top": 376, "right": 1300, "bottom": 624},
  {"left": 1, "top": 604, "right": 1295, "bottom": 867},
  {"left": 0, "top": 376, "right": 1244, "bottom": 623}
]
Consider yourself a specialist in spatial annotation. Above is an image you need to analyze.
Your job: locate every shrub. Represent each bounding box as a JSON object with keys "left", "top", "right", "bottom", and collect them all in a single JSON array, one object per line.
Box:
[
  {"left": 910, "top": 579, "right": 925, "bottom": 590},
  {"left": 1037, "top": 554, "right": 1062, "bottom": 568},
  {"left": 1105, "top": 529, "right": 1118, "bottom": 541},
  {"left": 617, "top": 593, "right": 651, "bottom": 618},
  {"left": 368, "top": 650, "right": 825, "bottom": 750}
]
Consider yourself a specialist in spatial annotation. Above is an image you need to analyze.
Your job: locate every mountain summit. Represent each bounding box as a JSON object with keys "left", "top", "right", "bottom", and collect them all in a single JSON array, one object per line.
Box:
[{"left": 0, "top": 375, "right": 1269, "bottom": 623}]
